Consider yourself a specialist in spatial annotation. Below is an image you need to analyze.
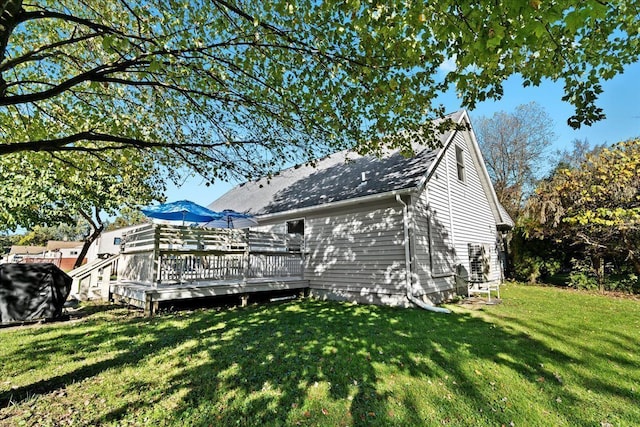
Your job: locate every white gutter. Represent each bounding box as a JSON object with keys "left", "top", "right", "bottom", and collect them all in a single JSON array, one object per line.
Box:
[
  {"left": 257, "top": 187, "right": 415, "bottom": 222},
  {"left": 396, "top": 194, "right": 451, "bottom": 314}
]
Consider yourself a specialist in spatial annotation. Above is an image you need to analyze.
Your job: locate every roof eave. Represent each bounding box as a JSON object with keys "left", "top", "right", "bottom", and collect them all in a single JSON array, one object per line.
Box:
[{"left": 255, "top": 186, "right": 416, "bottom": 222}]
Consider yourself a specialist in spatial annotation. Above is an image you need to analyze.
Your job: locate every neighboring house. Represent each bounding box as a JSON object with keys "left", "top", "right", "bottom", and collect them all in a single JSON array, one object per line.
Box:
[
  {"left": 209, "top": 110, "right": 513, "bottom": 307},
  {"left": 5, "top": 241, "right": 84, "bottom": 270},
  {"left": 85, "top": 225, "right": 141, "bottom": 263},
  {"left": 44, "top": 241, "right": 85, "bottom": 270},
  {"left": 6, "top": 245, "right": 47, "bottom": 263}
]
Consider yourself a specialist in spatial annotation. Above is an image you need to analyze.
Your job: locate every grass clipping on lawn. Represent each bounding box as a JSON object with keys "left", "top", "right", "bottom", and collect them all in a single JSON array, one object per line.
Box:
[{"left": 0, "top": 284, "right": 639, "bottom": 426}]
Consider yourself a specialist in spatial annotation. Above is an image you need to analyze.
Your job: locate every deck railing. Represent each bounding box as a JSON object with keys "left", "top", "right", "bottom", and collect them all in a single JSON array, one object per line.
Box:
[{"left": 118, "top": 224, "right": 304, "bottom": 285}]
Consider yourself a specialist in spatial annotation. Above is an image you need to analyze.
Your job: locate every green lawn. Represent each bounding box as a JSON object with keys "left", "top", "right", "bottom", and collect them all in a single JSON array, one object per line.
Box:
[{"left": 1, "top": 284, "right": 638, "bottom": 426}]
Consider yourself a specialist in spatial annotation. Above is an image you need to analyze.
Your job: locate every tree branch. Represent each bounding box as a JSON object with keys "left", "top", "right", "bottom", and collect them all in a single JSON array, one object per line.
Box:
[
  {"left": 0, "top": 131, "right": 256, "bottom": 156},
  {"left": 17, "top": 8, "right": 153, "bottom": 44},
  {"left": 0, "top": 32, "right": 99, "bottom": 73},
  {"left": 211, "top": 0, "right": 375, "bottom": 69},
  {"left": 0, "top": 57, "right": 147, "bottom": 105}
]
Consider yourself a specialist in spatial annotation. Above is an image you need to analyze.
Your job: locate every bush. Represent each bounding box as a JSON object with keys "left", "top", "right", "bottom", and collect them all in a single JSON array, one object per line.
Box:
[
  {"left": 606, "top": 273, "right": 640, "bottom": 293},
  {"left": 567, "top": 258, "right": 640, "bottom": 293},
  {"left": 568, "top": 271, "right": 599, "bottom": 290},
  {"left": 567, "top": 258, "right": 597, "bottom": 290},
  {"left": 510, "top": 227, "right": 564, "bottom": 284},
  {"left": 514, "top": 254, "right": 561, "bottom": 284}
]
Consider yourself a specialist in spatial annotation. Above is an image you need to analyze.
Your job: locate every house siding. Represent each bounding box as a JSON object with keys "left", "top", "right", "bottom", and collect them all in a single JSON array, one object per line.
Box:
[
  {"left": 413, "top": 131, "right": 502, "bottom": 301},
  {"left": 449, "top": 132, "right": 503, "bottom": 283},
  {"left": 258, "top": 199, "right": 410, "bottom": 306},
  {"left": 412, "top": 179, "right": 457, "bottom": 299}
]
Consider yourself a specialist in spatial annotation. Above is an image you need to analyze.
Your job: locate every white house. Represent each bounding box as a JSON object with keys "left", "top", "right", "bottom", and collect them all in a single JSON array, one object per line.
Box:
[
  {"left": 5, "top": 241, "right": 84, "bottom": 271},
  {"left": 44, "top": 241, "right": 84, "bottom": 270},
  {"left": 209, "top": 110, "right": 513, "bottom": 307},
  {"left": 85, "top": 225, "right": 142, "bottom": 262}
]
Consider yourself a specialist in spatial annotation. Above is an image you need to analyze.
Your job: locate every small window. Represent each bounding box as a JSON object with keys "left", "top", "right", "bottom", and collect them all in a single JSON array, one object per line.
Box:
[
  {"left": 455, "top": 145, "right": 465, "bottom": 182},
  {"left": 113, "top": 237, "right": 122, "bottom": 245},
  {"left": 286, "top": 219, "right": 304, "bottom": 235}
]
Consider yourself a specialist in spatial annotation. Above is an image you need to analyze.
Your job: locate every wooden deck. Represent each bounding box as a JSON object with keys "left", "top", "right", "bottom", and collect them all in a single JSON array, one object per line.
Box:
[
  {"left": 111, "top": 277, "right": 309, "bottom": 315},
  {"left": 70, "top": 224, "right": 309, "bottom": 315}
]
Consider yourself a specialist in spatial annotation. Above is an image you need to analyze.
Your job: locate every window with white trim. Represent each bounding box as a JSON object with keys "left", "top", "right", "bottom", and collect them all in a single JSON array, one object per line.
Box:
[
  {"left": 455, "top": 145, "right": 465, "bottom": 182},
  {"left": 286, "top": 219, "right": 304, "bottom": 235},
  {"left": 286, "top": 218, "right": 305, "bottom": 252}
]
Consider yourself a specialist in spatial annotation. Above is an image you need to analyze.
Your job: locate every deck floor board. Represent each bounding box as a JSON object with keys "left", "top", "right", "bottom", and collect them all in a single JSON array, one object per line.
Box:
[{"left": 111, "top": 277, "right": 309, "bottom": 314}]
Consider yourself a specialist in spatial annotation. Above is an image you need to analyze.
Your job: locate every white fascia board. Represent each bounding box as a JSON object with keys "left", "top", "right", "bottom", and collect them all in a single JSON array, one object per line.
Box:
[{"left": 459, "top": 111, "right": 513, "bottom": 228}]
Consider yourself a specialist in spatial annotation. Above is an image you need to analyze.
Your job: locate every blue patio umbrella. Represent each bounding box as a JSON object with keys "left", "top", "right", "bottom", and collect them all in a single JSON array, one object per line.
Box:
[
  {"left": 141, "top": 200, "right": 223, "bottom": 225},
  {"left": 204, "top": 209, "right": 258, "bottom": 229}
]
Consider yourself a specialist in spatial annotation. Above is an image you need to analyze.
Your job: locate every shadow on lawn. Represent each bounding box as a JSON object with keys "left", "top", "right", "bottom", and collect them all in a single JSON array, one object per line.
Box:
[
  {"left": 481, "top": 311, "right": 640, "bottom": 412},
  {"left": 0, "top": 299, "right": 631, "bottom": 426}
]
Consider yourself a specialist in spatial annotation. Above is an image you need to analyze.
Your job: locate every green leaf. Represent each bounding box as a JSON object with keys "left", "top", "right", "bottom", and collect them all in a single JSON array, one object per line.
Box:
[{"left": 149, "top": 58, "right": 161, "bottom": 73}]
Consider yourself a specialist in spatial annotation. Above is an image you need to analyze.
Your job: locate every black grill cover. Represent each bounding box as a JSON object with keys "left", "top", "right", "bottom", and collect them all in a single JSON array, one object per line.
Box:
[{"left": 0, "top": 263, "right": 72, "bottom": 323}]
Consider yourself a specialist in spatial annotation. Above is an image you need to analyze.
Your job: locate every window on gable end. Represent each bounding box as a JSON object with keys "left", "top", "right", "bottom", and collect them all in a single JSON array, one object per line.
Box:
[{"left": 455, "top": 145, "right": 465, "bottom": 182}]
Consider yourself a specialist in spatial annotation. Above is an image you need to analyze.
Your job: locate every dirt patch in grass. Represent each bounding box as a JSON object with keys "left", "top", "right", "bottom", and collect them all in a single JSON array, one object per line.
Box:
[{"left": 453, "top": 296, "right": 503, "bottom": 310}]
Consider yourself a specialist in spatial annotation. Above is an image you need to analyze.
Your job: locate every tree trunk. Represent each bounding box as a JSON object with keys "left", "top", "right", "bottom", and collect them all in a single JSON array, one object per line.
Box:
[
  {"left": 628, "top": 254, "right": 640, "bottom": 276},
  {"left": 591, "top": 255, "right": 604, "bottom": 293},
  {"left": 621, "top": 233, "right": 640, "bottom": 276},
  {"left": 73, "top": 223, "right": 104, "bottom": 268},
  {"left": 0, "top": 0, "right": 24, "bottom": 96}
]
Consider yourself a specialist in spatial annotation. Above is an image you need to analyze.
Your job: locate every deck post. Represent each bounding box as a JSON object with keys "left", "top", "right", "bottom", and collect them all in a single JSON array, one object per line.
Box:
[
  {"left": 99, "top": 266, "right": 111, "bottom": 300},
  {"left": 152, "top": 226, "right": 161, "bottom": 287},
  {"left": 144, "top": 292, "right": 158, "bottom": 316},
  {"left": 243, "top": 229, "right": 251, "bottom": 281}
]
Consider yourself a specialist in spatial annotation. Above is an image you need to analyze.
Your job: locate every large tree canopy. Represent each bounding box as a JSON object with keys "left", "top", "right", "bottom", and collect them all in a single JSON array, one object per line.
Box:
[
  {"left": 1, "top": 0, "right": 638, "bottom": 235},
  {"left": 0, "top": 0, "right": 453, "bottom": 183},
  {"left": 2, "top": 1, "right": 638, "bottom": 165}
]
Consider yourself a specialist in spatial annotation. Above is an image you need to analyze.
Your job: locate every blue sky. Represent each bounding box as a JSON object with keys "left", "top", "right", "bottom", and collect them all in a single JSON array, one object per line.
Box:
[{"left": 167, "top": 61, "right": 640, "bottom": 207}]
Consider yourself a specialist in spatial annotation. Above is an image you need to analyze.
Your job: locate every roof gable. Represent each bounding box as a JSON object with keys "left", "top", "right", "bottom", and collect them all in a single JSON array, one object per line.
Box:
[
  {"left": 9, "top": 245, "right": 46, "bottom": 255},
  {"left": 210, "top": 111, "right": 465, "bottom": 216},
  {"left": 46, "top": 241, "right": 84, "bottom": 251}
]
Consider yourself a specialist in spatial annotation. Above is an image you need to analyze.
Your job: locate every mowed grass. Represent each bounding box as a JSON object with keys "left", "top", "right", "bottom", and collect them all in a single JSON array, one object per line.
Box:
[{"left": 0, "top": 284, "right": 639, "bottom": 426}]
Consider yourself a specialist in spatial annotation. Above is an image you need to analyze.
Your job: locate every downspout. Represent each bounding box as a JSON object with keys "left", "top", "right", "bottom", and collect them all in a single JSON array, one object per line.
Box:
[{"left": 396, "top": 194, "right": 451, "bottom": 314}]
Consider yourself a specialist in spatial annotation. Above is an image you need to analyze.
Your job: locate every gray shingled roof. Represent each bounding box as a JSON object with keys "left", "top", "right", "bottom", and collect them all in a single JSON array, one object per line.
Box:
[{"left": 209, "top": 111, "right": 464, "bottom": 216}]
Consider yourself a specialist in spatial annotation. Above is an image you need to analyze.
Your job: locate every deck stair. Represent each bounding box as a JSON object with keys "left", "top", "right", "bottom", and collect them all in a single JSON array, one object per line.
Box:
[{"left": 68, "top": 254, "right": 120, "bottom": 300}]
